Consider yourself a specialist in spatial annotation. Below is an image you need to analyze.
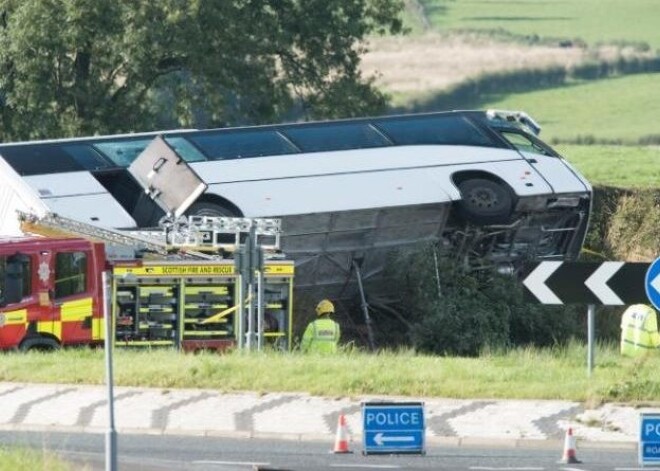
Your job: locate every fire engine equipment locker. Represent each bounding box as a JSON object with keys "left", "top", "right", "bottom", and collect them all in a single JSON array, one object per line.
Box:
[{"left": 111, "top": 260, "right": 294, "bottom": 351}]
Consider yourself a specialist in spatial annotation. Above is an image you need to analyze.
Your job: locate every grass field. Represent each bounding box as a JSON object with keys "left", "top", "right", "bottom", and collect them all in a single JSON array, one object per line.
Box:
[
  {"left": 558, "top": 145, "right": 660, "bottom": 189},
  {"left": 362, "top": 33, "right": 584, "bottom": 94},
  {"left": 0, "top": 447, "right": 77, "bottom": 471},
  {"left": 475, "top": 73, "right": 660, "bottom": 143},
  {"left": 1, "top": 343, "right": 659, "bottom": 403},
  {"left": 408, "top": 0, "right": 660, "bottom": 48}
]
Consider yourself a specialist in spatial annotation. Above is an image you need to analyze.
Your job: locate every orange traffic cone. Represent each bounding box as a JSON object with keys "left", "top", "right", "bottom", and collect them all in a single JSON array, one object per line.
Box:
[
  {"left": 559, "top": 427, "right": 581, "bottom": 464},
  {"left": 332, "top": 414, "right": 353, "bottom": 454}
]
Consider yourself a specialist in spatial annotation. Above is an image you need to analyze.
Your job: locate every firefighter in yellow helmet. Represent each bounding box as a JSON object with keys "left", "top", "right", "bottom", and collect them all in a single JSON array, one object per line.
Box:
[
  {"left": 620, "top": 304, "right": 660, "bottom": 357},
  {"left": 301, "top": 299, "right": 341, "bottom": 353}
]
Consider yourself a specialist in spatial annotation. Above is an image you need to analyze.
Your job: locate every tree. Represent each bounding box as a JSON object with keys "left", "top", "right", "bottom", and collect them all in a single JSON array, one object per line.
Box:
[
  {"left": 380, "top": 245, "right": 585, "bottom": 355},
  {"left": 0, "top": 0, "right": 404, "bottom": 140}
]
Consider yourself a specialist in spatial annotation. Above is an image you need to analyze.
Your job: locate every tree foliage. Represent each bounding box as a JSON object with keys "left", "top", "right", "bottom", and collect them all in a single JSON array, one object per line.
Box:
[
  {"left": 0, "top": 0, "right": 404, "bottom": 140},
  {"left": 383, "top": 245, "right": 585, "bottom": 355}
]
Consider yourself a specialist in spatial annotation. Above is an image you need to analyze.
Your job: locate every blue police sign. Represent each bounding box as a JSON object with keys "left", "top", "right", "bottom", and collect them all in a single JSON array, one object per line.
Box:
[
  {"left": 645, "top": 258, "right": 660, "bottom": 311},
  {"left": 640, "top": 413, "right": 660, "bottom": 465},
  {"left": 362, "top": 402, "right": 425, "bottom": 455}
]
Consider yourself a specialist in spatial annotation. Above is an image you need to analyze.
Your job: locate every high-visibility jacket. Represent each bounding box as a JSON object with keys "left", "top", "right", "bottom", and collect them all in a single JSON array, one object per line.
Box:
[
  {"left": 620, "top": 304, "right": 660, "bottom": 357},
  {"left": 301, "top": 316, "right": 340, "bottom": 354}
]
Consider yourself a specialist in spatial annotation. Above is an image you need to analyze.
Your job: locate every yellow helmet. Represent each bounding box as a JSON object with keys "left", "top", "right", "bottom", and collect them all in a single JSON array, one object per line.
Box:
[{"left": 315, "top": 299, "right": 335, "bottom": 316}]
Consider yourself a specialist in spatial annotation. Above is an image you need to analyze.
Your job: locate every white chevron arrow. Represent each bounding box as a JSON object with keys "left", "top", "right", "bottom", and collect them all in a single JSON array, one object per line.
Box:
[
  {"left": 523, "top": 261, "right": 563, "bottom": 304},
  {"left": 584, "top": 261, "right": 625, "bottom": 305},
  {"left": 650, "top": 271, "right": 660, "bottom": 299}
]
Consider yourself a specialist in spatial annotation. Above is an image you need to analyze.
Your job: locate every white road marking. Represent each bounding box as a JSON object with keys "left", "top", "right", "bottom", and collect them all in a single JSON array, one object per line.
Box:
[
  {"left": 615, "top": 468, "right": 660, "bottom": 471},
  {"left": 330, "top": 465, "right": 401, "bottom": 469},
  {"left": 193, "top": 461, "right": 271, "bottom": 467},
  {"left": 469, "top": 467, "right": 544, "bottom": 470},
  {"left": 561, "top": 467, "right": 588, "bottom": 471}
]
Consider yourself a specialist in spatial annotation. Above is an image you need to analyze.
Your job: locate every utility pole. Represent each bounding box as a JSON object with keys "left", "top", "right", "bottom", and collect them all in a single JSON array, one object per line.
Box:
[
  {"left": 235, "top": 223, "right": 264, "bottom": 350},
  {"left": 102, "top": 272, "right": 117, "bottom": 471}
]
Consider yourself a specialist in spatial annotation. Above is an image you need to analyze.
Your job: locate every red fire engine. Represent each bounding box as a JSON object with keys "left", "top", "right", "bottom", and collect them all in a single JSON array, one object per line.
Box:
[
  {"left": 0, "top": 237, "right": 106, "bottom": 350},
  {"left": 0, "top": 218, "right": 294, "bottom": 352}
]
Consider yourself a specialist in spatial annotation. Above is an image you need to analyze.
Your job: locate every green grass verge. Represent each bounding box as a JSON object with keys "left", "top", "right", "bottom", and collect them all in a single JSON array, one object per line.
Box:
[
  {"left": 558, "top": 145, "right": 660, "bottom": 189},
  {"left": 0, "top": 446, "right": 76, "bottom": 471},
  {"left": 2, "top": 343, "right": 660, "bottom": 403},
  {"left": 476, "top": 73, "right": 660, "bottom": 144},
  {"left": 410, "top": 0, "right": 660, "bottom": 48}
]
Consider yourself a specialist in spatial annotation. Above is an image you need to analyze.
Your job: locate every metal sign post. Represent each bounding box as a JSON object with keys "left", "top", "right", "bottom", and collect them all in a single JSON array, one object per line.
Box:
[
  {"left": 244, "top": 227, "right": 256, "bottom": 350},
  {"left": 236, "top": 273, "right": 245, "bottom": 349},
  {"left": 587, "top": 304, "right": 595, "bottom": 377},
  {"left": 102, "top": 272, "right": 117, "bottom": 471},
  {"left": 257, "top": 270, "right": 265, "bottom": 351},
  {"left": 234, "top": 223, "right": 265, "bottom": 351}
]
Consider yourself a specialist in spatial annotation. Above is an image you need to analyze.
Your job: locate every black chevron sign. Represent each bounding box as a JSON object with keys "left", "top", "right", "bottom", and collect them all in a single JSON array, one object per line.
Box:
[{"left": 522, "top": 262, "right": 649, "bottom": 305}]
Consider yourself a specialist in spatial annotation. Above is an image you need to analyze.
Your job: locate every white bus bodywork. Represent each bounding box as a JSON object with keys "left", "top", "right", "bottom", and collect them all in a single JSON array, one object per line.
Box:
[{"left": 0, "top": 111, "right": 592, "bottom": 298}]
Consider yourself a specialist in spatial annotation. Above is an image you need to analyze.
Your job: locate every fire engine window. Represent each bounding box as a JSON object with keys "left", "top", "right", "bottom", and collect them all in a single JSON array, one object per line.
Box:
[
  {"left": 54, "top": 252, "right": 88, "bottom": 299},
  {"left": 0, "top": 255, "right": 31, "bottom": 304}
]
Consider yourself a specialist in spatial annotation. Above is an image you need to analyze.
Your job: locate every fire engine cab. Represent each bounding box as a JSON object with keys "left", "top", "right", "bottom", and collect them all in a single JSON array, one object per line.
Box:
[
  {"left": 0, "top": 237, "right": 106, "bottom": 350},
  {"left": 0, "top": 215, "right": 294, "bottom": 352}
]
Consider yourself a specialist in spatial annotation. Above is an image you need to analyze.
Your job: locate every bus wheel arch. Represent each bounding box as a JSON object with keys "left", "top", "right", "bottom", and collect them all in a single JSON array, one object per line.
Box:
[
  {"left": 452, "top": 172, "right": 516, "bottom": 225},
  {"left": 186, "top": 195, "right": 243, "bottom": 218},
  {"left": 19, "top": 334, "right": 61, "bottom": 352}
]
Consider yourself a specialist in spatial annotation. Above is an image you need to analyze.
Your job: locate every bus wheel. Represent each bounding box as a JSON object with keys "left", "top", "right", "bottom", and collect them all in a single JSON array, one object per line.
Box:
[
  {"left": 19, "top": 336, "right": 60, "bottom": 352},
  {"left": 186, "top": 201, "right": 237, "bottom": 218},
  {"left": 457, "top": 178, "right": 513, "bottom": 225}
]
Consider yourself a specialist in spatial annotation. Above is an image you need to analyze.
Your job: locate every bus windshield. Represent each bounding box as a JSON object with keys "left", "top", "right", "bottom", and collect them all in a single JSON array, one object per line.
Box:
[{"left": 499, "top": 131, "right": 556, "bottom": 157}]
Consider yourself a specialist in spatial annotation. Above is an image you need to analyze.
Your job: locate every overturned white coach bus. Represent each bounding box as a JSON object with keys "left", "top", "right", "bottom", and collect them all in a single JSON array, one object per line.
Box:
[{"left": 0, "top": 110, "right": 591, "bottom": 297}]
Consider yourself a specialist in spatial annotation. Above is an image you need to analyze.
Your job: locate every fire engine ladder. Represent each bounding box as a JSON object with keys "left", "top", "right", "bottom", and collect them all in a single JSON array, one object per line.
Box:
[
  {"left": 18, "top": 211, "right": 283, "bottom": 257},
  {"left": 17, "top": 211, "right": 170, "bottom": 255}
]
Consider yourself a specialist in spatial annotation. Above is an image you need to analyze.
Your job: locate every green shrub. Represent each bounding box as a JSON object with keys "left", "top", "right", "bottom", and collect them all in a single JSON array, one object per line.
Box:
[
  {"left": 607, "top": 190, "right": 660, "bottom": 261},
  {"left": 388, "top": 246, "right": 584, "bottom": 355}
]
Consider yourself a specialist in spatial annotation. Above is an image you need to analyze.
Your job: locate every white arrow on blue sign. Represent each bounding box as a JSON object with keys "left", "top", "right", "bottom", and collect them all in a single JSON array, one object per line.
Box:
[
  {"left": 373, "top": 433, "right": 415, "bottom": 446},
  {"left": 645, "top": 259, "right": 660, "bottom": 311},
  {"left": 639, "top": 413, "right": 660, "bottom": 465},
  {"left": 362, "top": 402, "right": 425, "bottom": 455}
]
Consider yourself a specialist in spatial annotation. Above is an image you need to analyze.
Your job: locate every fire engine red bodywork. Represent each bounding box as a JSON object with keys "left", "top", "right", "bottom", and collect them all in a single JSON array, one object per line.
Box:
[{"left": 0, "top": 237, "right": 106, "bottom": 349}]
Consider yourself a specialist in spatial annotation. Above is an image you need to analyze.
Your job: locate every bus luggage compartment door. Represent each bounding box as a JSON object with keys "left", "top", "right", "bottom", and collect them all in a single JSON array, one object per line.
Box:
[{"left": 128, "top": 136, "right": 207, "bottom": 218}]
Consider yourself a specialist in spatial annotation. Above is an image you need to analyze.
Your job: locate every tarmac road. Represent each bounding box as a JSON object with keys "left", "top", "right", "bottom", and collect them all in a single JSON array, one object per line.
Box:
[{"left": 0, "top": 430, "right": 648, "bottom": 471}]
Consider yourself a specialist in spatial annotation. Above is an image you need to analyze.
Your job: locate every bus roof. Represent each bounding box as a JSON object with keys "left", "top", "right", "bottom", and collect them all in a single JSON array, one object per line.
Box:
[{"left": 0, "top": 110, "right": 532, "bottom": 176}]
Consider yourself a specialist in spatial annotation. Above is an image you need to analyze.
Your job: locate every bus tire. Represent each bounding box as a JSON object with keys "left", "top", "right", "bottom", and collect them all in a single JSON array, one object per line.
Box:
[
  {"left": 19, "top": 336, "right": 60, "bottom": 352},
  {"left": 457, "top": 178, "right": 513, "bottom": 225},
  {"left": 186, "top": 201, "right": 237, "bottom": 218}
]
